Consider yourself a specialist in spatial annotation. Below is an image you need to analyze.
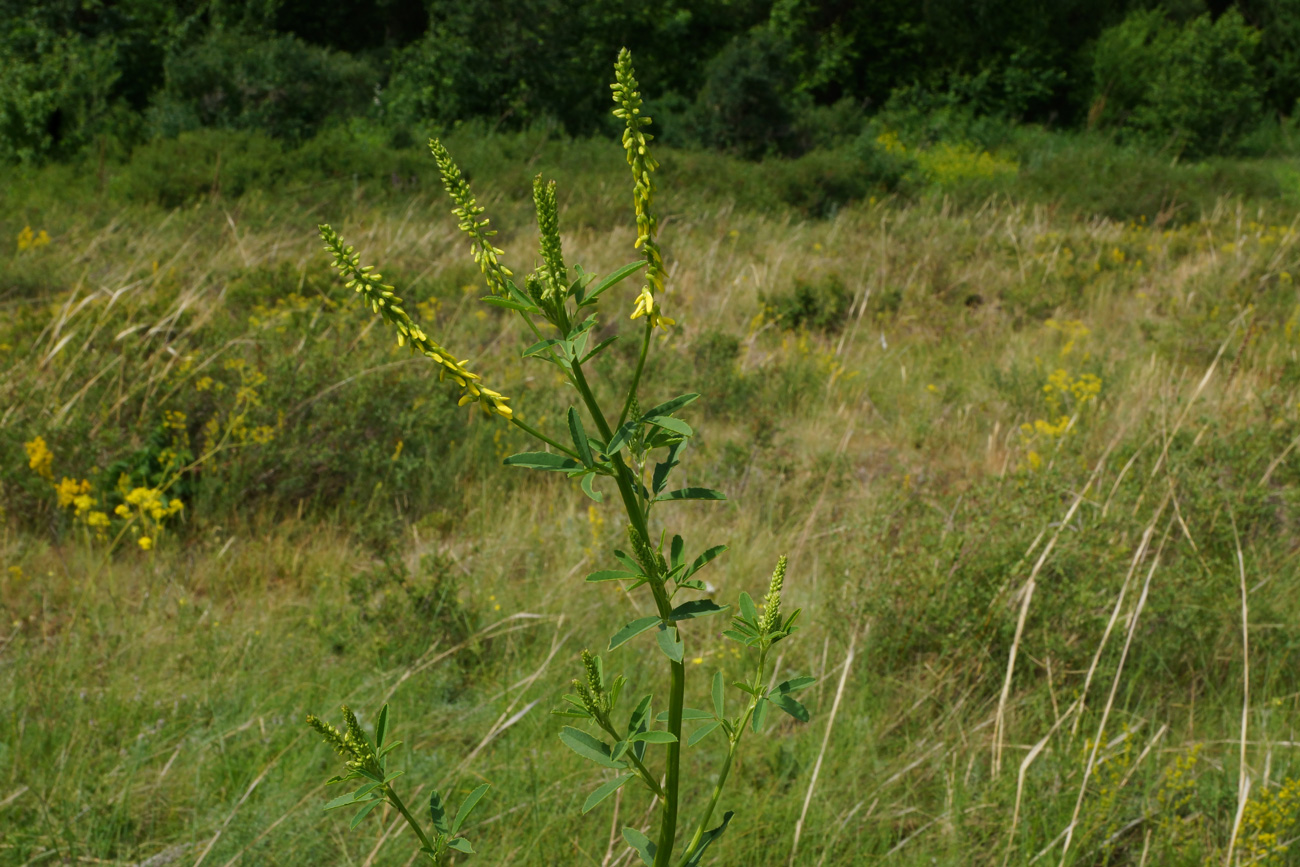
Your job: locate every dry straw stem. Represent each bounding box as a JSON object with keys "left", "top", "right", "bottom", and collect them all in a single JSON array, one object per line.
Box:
[
  {"left": 992, "top": 438, "right": 1117, "bottom": 777},
  {"left": 1070, "top": 494, "right": 1169, "bottom": 736},
  {"left": 1057, "top": 520, "right": 1173, "bottom": 865},
  {"left": 1224, "top": 511, "right": 1250, "bottom": 867},
  {"left": 789, "top": 625, "right": 860, "bottom": 865}
]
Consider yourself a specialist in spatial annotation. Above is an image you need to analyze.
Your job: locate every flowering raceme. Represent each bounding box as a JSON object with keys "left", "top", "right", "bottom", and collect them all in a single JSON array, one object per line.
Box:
[{"left": 318, "top": 225, "right": 513, "bottom": 419}]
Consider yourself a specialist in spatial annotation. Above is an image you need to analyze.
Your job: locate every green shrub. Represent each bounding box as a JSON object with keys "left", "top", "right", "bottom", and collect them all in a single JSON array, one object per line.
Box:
[
  {"left": 762, "top": 272, "right": 852, "bottom": 332},
  {"left": 0, "top": 23, "right": 124, "bottom": 163},
  {"left": 691, "top": 28, "right": 808, "bottom": 159},
  {"left": 1092, "top": 9, "right": 1264, "bottom": 156},
  {"left": 146, "top": 30, "right": 378, "bottom": 142},
  {"left": 111, "top": 129, "right": 287, "bottom": 206}
]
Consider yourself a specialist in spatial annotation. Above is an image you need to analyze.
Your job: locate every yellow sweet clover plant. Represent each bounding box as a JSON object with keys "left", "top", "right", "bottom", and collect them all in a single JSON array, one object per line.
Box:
[{"left": 307, "top": 50, "right": 811, "bottom": 867}]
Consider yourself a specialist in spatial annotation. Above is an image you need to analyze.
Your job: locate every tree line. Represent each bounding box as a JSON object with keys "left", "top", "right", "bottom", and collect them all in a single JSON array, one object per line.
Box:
[{"left": 2, "top": 0, "right": 1297, "bottom": 164}]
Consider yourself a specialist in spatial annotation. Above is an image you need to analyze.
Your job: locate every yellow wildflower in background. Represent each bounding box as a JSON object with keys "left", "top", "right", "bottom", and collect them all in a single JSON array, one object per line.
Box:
[
  {"left": 1238, "top": 777, "right": 1300, "bottom": 865},
  {"left": 55, "top": 477, "right": 91, "bottom": 508},
  {"left": 16, "top": 226, "right": 51, "bottom": 252},
  {"left": 138, "top": 536, "right": 153, "bottom": 551},
  {"left": 24, "top": 436, "right": 53, "bottom": 480}
]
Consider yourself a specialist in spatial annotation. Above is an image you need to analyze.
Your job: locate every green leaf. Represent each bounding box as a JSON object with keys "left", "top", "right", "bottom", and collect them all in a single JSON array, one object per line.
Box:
[
  {"left": 586, "top": 569, "right": 641, "bottom": 583},
  {"left": 374, "top": 704, "right": 389, "bottom": 749},
  {"left": 738, "top": 592, "right": 758, "bottom": 623},
  {"left": 609, "top": 616, "right": 662, "bottom": 651},
  {"left": 583, "top": 775, "right": 636, "bottom": 813},
  {"left": 429, "top": 789, "right": 450, "bottom": 834},
  {"left": 568, "top": 408, "right": 594, "bottom": 467},
  {"left": 622, "top": 827, "right": 657, "bottom": 866},
  {"left": 522, "top": 337, "right": 567, "bottom": 359},
  {"left": 613, "top": 549, "right": 642, "bottom": 574},
  {"left": 752, "top": 698, "right": 769, "bottom": 733},
  {"left": 626, "top": 695, "right": 653, "bottom": 736},
  {"left": 580, "top": 335, "right": 619, "bottom": 364},
  {"left": 769, "top": 693, "right": 811, "bottom": 722},
  {"left": 775, "top": 676, "right": 817, "bottom": 694},
  {"left": 559, "top": 726, "right": 625, "bottom": 769},
  {"left": 651, "top": 441, "right": 683, "bottom": 495},
  {"left": 504, "top": 452, "right": 583, "bottom": 472},
  {"left": 377, "top": 740, "right": 402, "bottom": 758},
  {"left": 712, "top": 671, "right": 725, "bottom": 719},
  {"left": 687, "top": 721, "right": 722, "bottom": 747},
  {"left": 629, "top": 730, "right": 678, "bottom": 744},
  {"left": 685, "top": 545, "right": 728, "bottom": 579},
  {"left": 451, "top": 783, "right": 490, "bottom": 834},
  {"left": 641, "top": 393, "right": 700, "bottom": 419},
  {"left": 681, "top": 811, "right": 734, "bottom": 867},
  {"left": 670, "top": 535, "right": 684, "bottom": 570},
  {"left": 653, "top": 487, "right": 726, "bottom": 503},
  {"left": 605, "top": 421, "right": 639, "bottom": 455},
  {"left": 580, "top": 260, "right": 646, "bottom": 306},
  {"left": 482, "top": 295, "right": 538, "bottom": 313},
  {"left": 670, "top": 599, "right": 728, "bottom": 621},
  {"left": 447, "top": 837, "right": 474, "bottom": 854},
  {"left": 656, "top": 625, "right": 684, "bottom": 663},
  {"left": 350, "top": 798, "right": 383, "bottom": 829},
  {"left": 644, "top": 416, "right": 693, "bottom": 437},
  {"left": 580, "top": 471, "right": 603, "bottom": 502},
  {"left": 324, "top": 791, "right": 363, "bottom": 811}
]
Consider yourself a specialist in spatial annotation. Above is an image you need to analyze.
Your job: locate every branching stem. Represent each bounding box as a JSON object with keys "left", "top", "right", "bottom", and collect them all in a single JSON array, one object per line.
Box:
[{"left": 385, "top": 784, "right": 438, "bottom": 856}]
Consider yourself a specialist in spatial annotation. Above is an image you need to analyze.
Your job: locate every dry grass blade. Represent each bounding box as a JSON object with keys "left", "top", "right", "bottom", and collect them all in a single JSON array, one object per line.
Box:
[
  {"left": 993, "top": 444, "right": 1114, "bottom": 776},
  {"left": 1071, "top": 494, "right": 1168, "bottom": 736},
  {"left": 1225, "top": 511, "right": 1250, "bottom": 867},
  {"left": 1057, "top": 521, "right": 1172, "bottom": 865},
  {"left": 789, "top": 626, "right": 859, "bottom": 865}
]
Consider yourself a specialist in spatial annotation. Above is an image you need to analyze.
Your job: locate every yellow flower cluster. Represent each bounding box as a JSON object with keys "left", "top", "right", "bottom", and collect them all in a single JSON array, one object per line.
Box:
[
  {"left": 16, "top": 226, "right": 51, "bottom": 252},
  {"left": 24, "top": 436, "right": 53, "bottom": 480},
  {"left": 1082, "top": 725, "right": 1135, "bottom": 852},
  {"left": 874, "top": 130, "right": 1018, "bottom": 186},
  {"left": 1153, "top": 743, "right": 1202, "bottom": 850},
  {"left": 612, "top": 49, "right": 673, "bottom": 329},
  {"left": 42, "top": 462, "right": 110, "bottom": 539},
  {"left": 1044, "top": 368, "right": 1103, "bottom": 411},
  {"left": 1239, "top": 777, "right": 1300, "bottom": 864},
  {"left": 428, "top": 139, "right": 513, "bottom": 297},
  {"left": 116, "top": 487, "right": 184, "bottom": 522},
  {"left": 319, "top": 225, "right": 513, "bottom": 418},
  {"left": 248, "top": 291, "right": 316, "bottom": 331},
  {"left": 54, "top": 477, "right": 92, "bottom": 509}
]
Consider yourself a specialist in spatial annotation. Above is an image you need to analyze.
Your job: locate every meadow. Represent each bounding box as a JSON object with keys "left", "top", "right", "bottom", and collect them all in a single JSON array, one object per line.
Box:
[{"left": 3, "top": 126, "right": 1300, "bottom": 865}]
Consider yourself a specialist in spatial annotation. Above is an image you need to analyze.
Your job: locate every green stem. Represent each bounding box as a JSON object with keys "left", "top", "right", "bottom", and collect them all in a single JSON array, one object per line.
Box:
[
  {"left": 618, "top": 319, "right": 653, "bottom": 428},
  {"left": 509, "top": 417, "right": 582, "bottom": 460},
  {"left": 677, "top": 738, "right": 737, "bottom": 866},
  {"left": 568, "top": 356, "right": 683, "bottom": 867},
  {"left": 595, "top": 717, "right": 666, "bottom": 799},
  {"left": 676, "top": 647, "right": 769, "bottom": 866},
  {"left": 656, "top": 654, "right": 684, "bottom": 867},
  {"left": 385, "top": 784, "right": 438, "bottom": 856}
]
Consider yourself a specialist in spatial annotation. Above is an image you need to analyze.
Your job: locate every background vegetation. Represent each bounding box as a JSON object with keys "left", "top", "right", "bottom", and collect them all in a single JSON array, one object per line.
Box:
[{"left": 3, "top": 1, "right": 1300, "bottom": 865}]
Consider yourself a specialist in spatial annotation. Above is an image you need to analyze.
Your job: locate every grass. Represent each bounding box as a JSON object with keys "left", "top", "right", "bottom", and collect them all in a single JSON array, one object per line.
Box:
[{"left": 2, "top": 125, "right": 1300, "bottom": 865}]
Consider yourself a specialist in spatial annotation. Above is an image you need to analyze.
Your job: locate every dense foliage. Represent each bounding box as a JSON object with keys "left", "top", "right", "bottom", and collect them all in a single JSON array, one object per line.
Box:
[{"left": 2, "top": 0, "right": 1299, "bottom": 165}]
